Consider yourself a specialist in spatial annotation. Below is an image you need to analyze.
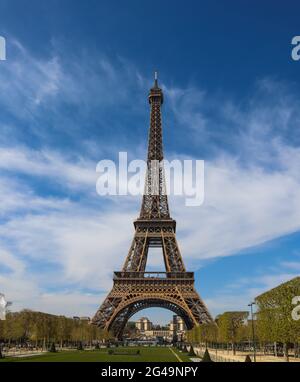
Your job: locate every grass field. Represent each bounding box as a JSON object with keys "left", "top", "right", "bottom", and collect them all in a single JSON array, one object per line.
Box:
[{"left": 0, "top": 347, "right": 195, "bottom": 362}]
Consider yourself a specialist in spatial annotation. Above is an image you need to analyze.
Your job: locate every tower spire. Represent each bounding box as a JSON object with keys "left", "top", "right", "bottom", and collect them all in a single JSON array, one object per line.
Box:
[{"left": 154, "top": 70, "right": 158, "bottom": 88}]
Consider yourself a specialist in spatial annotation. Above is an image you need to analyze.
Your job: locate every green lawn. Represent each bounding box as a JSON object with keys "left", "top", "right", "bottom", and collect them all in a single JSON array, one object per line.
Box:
[{"left": 0, "top": 347, "right": 195, "bottom": 362}]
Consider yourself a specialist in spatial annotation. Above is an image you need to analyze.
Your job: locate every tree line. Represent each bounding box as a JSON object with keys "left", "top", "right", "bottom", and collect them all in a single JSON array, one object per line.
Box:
[
  {"left": 186, "top": 312, "right": 251, "bottom": 355},
  {"left": 186, "top": 277, "right": 300, "bottom": 361},
  {"left": 0, "top": 310, "right": 110, "bottom": 349}
]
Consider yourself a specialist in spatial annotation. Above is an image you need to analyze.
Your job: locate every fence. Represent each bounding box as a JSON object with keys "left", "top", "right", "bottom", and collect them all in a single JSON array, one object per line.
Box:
[{"left": 194, "top": 346, "right": 240, "bottom": 362}]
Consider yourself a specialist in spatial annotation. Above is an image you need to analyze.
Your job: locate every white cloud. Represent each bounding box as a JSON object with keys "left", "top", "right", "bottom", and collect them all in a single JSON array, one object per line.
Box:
[
  {"left": 175, "top": 147, "right": 300, "bottom": 261},
  {"left": 0, "top": 176, "right": 71, "bottom": 215},
  {"left": 165, "top": 85, "right": 207, "bottom": 133},
  {"left": 0, "top": 206, "right": 135, "bottom": 287},
  {"left": 0, "top": 146, "right": 97, "bottom": 192},
  {"left": 206, "top": 271, "right": 300, "bottom": 317},
  {"left": 0, "top": 249, "right": 25, "bottom": 274},
  {"left": 0, "top": 261, "right": 105, "bottom": 317},
  {"left": 0, "top": 39, "right": 62, "bottom": 119},
  {"left": 280, "top": 261, "right": 300, "bottom": 271},
  {"left": 24, "top": 292, "right": 106, "bottom": 318}
]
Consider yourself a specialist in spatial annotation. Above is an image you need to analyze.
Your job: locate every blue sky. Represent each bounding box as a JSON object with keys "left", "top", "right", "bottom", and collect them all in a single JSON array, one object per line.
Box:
[{"left": 0, "top": 0, "right": 300, "bottom": 324}]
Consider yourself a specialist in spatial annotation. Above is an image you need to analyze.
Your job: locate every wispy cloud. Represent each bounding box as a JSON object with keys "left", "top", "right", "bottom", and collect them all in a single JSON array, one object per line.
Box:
[
  {"left": 0, "top": 146, "right": 97, "bottom": 192},
  {"left": 175, "top": 146, "right": 300, "bottom": 261},
  {"left": 206, "top": 267, "right": 300, "bottom": 316}
]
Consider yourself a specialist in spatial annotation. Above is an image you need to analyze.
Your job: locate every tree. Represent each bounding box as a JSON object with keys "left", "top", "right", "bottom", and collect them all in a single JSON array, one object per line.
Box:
[
  {"left": 255, "top": 277, "right": 300, "bottom": 361},
  {"left": 188, "top": 345, "right": 196, "bottom": 356},
  {"left": 56, "top": 316, "right": 72, "bottom": 349},
  {"left": 199, "top": 323, "right": 218, "bottom": 347},
  {"left": 0, "top": 319, "right": 4, "bottom": 339},
  {"left": 217, "top": 311, "right": 249, "bottom": 355},
  {"left": 186, "top": 322, "right": 218, "bottom": 349},
  {"left": 3, "top": 312, "right": 24, "bottom": 343},
  {"left": 201, "top": 349, "right": 212, "bottom": 362}
]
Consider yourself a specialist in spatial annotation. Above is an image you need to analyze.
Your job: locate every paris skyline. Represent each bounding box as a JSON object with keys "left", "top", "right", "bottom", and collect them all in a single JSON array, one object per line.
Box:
[{"left": 0, "top": 0, "right": 300, "bottom": 323}]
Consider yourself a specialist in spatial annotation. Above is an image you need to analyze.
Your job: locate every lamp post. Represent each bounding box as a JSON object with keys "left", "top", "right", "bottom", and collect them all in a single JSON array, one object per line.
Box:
[{"left": 248, "top": 302, "right": 256, "bottom": 362}]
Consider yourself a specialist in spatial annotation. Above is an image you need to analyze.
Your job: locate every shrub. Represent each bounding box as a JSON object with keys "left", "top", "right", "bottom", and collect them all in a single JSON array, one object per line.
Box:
[
  {"left": 49, "top": 342, "right": 57, "bottom": 353},
  {"left": 188, "top": 345, "right": 196, "bottom": 356},
  {"left": 201, "top": 349, "right": 213, "bottom": 362}
]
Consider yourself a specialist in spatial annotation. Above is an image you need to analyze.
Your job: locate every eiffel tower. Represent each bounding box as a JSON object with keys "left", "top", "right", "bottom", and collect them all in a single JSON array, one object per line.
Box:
[{"left": 92, "top": 73, "right": 213, "bottom": 338}]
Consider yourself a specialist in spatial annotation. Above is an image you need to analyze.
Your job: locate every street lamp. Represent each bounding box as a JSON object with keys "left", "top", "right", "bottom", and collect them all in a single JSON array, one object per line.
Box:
[{"left": 248, "top": 302, "right": 256, "bottom": 362}]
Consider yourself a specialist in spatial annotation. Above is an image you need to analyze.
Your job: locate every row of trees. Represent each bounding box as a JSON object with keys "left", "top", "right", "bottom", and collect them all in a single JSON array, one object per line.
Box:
[
  {"left": 186, "top": 312, "right": 249, "bottom": 355},
  {"left": 0, "top": 310, "right": 111, "bottom": 349},
  {"left": 186, "top": 277, "right": 300, "bottom": 361}
]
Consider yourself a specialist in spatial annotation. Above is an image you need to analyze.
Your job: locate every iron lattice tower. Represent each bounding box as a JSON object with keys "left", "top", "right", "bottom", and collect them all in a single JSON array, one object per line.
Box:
[{"left": 92, "top": 74, "right": 213, "bottom": 338}]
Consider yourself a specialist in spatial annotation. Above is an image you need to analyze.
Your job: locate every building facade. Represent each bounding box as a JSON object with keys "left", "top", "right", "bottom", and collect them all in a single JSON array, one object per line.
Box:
[{"left": 135, "top": 317, "right": 152, "bottom": 331}]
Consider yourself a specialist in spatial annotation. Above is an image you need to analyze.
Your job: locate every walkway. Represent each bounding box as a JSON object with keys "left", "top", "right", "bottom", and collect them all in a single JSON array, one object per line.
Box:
[{"left": 194, "top": 346, "right": 300, "bottom": 362}]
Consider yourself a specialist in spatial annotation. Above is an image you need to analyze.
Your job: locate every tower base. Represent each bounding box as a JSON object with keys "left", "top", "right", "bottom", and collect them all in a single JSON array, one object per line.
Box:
[{"left": 92, "top": 272, "right": 213, "bottom": 339}]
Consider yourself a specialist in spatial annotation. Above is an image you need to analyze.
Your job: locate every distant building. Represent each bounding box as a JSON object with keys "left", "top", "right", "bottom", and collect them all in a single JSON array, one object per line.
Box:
[
  {"left": 144, "top": 329, "right": 170, "bottom": 338},
  {"left": 73, "top": 316, "right": 91, "bottom": 322},
  {"left": 135, "top": 317, "right": 152, "bottom": 331},
  {"left": 135, "top": 315, "right": 186, "bottom": 341},
  {"left": 169, "top": 315, "right": 185, "bottom": 332}
]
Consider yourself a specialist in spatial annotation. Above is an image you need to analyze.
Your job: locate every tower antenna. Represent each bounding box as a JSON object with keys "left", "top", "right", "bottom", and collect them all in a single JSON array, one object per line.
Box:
[{"left": 154, "top": 70, "right": 158, "bottom": 87}]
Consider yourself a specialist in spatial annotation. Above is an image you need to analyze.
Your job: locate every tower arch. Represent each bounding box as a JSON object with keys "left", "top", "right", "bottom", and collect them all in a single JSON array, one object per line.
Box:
[{"left": 107, "top": 296, "right": 195, "bottom": 339}]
